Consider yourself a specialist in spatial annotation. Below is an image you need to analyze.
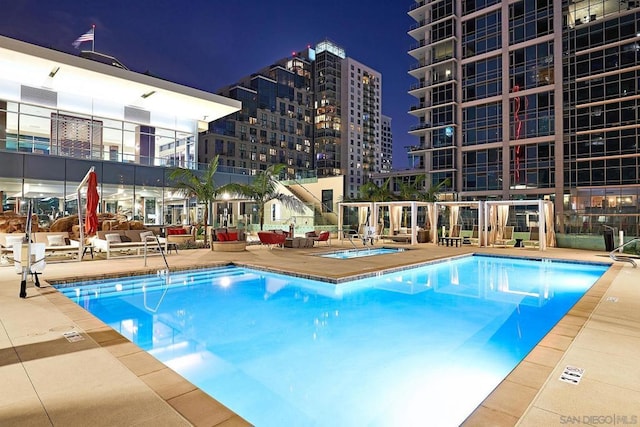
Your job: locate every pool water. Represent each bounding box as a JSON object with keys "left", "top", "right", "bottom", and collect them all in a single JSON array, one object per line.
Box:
[
  {"left": 317, "top": 247, "right": 405, "bottom": 259},
  {"left": 55, "top": 255, "right": 608, "bottom": 426}
]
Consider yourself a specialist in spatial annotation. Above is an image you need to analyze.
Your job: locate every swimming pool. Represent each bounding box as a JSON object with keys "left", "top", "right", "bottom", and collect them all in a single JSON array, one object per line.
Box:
[
  {"left": 317, "top": 247, "right": 405, "bottom": 259},
  {"left": 55, "top": 255, "right": 608, "bottom": 426}
]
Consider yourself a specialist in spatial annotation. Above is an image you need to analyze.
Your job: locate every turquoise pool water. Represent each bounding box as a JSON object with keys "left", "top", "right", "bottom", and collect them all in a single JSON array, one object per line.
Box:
[
  {"left": 317, "top": 247, "right": 405, "bottom": 259},
  {"left": 55, "top": 255, "right": 608, "bottom": 426}
]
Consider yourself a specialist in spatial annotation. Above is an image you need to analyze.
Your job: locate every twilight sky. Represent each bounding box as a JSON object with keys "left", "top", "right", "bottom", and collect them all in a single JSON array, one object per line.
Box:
[{"left": 0, "top": 0, "right": 418, "bottom": 169}]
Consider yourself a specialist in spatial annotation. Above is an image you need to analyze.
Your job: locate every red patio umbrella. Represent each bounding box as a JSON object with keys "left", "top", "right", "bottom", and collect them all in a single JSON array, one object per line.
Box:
[{"left": 85, "top": 171, "right": 99, "bottom": 235}]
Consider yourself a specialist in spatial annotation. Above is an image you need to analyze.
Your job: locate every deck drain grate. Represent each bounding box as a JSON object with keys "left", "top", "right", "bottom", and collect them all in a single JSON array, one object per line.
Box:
[
  {"left": 560, "top": 365, "right": 584, "bottom": 384},
  {"left": 606, "top": 296, "right": 619, "bottom": 303},
  {"left": 63, "top": 331, "right": 85, "bottom": 343}
]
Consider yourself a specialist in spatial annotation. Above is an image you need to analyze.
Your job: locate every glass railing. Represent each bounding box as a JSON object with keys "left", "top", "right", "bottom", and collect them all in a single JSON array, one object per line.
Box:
[{"left": 409, "top": 1, "right": 426, "bottom": 12}]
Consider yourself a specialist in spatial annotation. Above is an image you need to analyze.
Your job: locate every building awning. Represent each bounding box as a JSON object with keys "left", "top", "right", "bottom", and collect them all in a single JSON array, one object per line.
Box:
[{"left": 0, "top": 35, "right": 241, "bottom": 125}]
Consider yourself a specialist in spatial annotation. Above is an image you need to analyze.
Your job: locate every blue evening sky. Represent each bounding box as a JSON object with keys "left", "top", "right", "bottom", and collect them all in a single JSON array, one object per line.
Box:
[{"left": 0, "top": 0, "right": 418, "bottom": 169}]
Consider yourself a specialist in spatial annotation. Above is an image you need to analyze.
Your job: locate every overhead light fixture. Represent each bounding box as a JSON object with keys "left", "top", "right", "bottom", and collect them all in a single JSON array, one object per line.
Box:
[
  {"left": 49, "top": 66, "right": 60, "bottom": 78},
  {"left": 141, "top": 90, "right": 156, "bottom": 99}
]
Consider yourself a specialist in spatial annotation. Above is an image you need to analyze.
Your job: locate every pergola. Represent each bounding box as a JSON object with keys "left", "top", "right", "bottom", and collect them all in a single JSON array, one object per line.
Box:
[
  {"left": 338, "top": 201, "right": 433, "bottom": 245},
  {"left": 431, "top": 201, "right": 483, "bottom": 245},
  {"left": 374, "top": 201, "right": 431, "bottom": 245},
  {"left": 337, "top": 202, "right": 375, "bottom": 240},
  {"left": 484, "top": 199, "right": 556, "bottom": 250}
]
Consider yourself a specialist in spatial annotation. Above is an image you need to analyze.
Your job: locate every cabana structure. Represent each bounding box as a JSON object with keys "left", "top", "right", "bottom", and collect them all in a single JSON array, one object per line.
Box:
[
  {"left": 374, "top": 201, "right": 431, "bottom": 245},
  {"left": 338, "top": 201, "right": 432, "bottom": 245},
  {"left": 337, "top": 202, "right": 376, "bottom": 241},
  {"left": 432, "top": 201, "right": 483, "bottom": 245},
  {"left": 484, "top": 199, "right": 556, "bottom": 250}
]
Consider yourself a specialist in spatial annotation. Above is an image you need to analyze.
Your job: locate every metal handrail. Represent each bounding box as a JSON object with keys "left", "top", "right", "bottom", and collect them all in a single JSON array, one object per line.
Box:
[
  {"left": 609, "top": 237, "right": 639, "bottom": 267},
  {"left": 143, "top": 235, "right": 170, "bottom": 271}
]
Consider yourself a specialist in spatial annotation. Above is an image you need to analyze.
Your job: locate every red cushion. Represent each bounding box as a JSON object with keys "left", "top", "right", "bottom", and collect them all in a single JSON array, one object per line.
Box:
[
  {"left": 227, "top": 232, "right": 238, "bottom": 241},
  {"left": 218, "top": 232, "right": 228, "bottom": 242},
  {"left": 167, "top": 228, "right": 177, "bottom": 235}
]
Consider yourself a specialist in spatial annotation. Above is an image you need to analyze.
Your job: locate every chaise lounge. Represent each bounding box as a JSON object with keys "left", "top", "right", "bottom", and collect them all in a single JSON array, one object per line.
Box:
[{"left": 493, "top": 225, "right": 515, "bottom": 247}]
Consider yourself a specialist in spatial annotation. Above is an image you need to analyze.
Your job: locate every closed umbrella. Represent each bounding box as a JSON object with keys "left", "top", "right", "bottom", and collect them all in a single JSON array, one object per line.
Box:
[{"left": 85, "top": 171, "right": 99, "bottom": 235}]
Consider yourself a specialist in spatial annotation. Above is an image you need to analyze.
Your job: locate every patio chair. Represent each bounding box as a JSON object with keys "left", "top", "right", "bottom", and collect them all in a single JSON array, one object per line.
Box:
[
  {"left": 469, "top": 225, "right": 479, "bottom": 245},
  {"left": 493, "top": 225, "right": 515, "bottom": 247},
  {"left": 523, "top": 226, "right": 540, "bottom": 247},
  {"left": 311, "top": 231, "right": 330, "bottom": 246},
  {"left": 257, "top": 231, "right": 286, "bottom": 249}
]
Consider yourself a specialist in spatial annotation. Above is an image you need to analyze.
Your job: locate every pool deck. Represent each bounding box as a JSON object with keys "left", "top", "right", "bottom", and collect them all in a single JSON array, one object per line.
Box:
[{"left": 1, "top": 240, "right": 638, "bottom": 426}]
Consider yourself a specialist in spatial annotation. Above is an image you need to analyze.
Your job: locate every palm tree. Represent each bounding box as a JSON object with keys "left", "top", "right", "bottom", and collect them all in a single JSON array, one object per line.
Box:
[
  {"left": 396, "top": 175, "right": 426, "bottom": 201},
  {"left": 395, "top": 175, "right": 426, "bottom": 227},
  {"left": 358, "top": 177, "right": 394, "bottom": 202},
  {"left": 168, "top": 155, "right": 220, "bottom": 247},
  {"left": 221, "top": 163, "right": 306, "bottom": 230},
  {"left": 419, "top": 177, "right": 451, "bottom": 202}
]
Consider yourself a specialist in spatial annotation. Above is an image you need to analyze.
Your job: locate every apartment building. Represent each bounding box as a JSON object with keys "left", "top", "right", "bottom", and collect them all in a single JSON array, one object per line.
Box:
[
  {"left": 203, "top": 40, "right": 388, "bottom": 200},
  {"left": 201, "top": 52, "right": 315, "bottom": 179},
  {"left": 380, "top": 114, "right": 393, "bottom": 173},
  {"left": 406, "top": 0, "right": 640, "bottom": 235}
]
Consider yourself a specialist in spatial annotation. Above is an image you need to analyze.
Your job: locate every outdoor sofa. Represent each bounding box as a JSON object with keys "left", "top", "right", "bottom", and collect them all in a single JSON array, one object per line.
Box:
[{"left": 93, "top": 230, "right": 165, "bottom": 259}]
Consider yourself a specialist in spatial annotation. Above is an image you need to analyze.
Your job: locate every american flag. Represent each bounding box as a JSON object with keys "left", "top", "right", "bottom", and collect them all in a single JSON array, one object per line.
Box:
[{"left": 72, "top": 27, "right": 94, "bottom": 49}]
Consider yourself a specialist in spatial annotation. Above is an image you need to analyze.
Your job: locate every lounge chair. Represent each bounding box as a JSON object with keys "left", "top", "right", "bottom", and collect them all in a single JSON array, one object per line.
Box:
[
  {"left": 308, "top": 230, "right": 330, "bottom": 246},
  {"left": 523, "top": 226, "right": 540, "bottom": 247},
  {"left": 493, "top": 226, "right": 515, "bottom": 247},
  {"left": 468, "top": 225, "right": 479, "bottom": 245}
]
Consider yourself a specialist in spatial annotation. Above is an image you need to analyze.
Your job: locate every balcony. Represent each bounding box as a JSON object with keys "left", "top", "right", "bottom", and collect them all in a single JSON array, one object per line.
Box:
[
  {"left": 408, "top": 20, "right": 427, "bottom": 32},
  {"left": 409, "top": 122, "right": 432, "bottom": 132},
  {"left": 409, "top": 61, "right": 429, "bottom": 71},
  {"left": 409, "top": 39, "right": 428, "bottom": 51},
  {"left": 409, "top": 1, "right": 425, "bottom": 12}
]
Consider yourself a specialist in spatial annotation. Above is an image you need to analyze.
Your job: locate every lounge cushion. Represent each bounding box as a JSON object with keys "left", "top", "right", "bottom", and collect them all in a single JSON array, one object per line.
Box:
[
  {"left": 139, "top": 231, "right": 154, "bottom": 241},
  {"left": 167, "top": 228, "right": 187, "bottom": 235},
  {"left": 47, "top": 235, "right": 65, "bottom": 246},
  {"left": 105, "top": 233, "right": 122, "bottom": 243},
  {"left": 227, "top": 232, "right": 238, "bottom": 241},
  {"left": 5, "top": 235, "right": 24, "bottom": 248}
]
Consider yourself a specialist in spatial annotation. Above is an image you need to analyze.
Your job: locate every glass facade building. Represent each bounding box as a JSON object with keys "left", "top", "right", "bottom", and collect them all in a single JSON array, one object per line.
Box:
[
  {"left": 407, "top": 0, "right": 640, "bottom": 235},
  {"left": 0, "top": 35, "right": 241, "bottom": 227}
]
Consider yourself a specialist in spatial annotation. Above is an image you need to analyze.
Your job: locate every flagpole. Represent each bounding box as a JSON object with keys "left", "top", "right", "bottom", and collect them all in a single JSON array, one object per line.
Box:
[{"left": 92, "top": 24, "right": 95, "bottom": 52}]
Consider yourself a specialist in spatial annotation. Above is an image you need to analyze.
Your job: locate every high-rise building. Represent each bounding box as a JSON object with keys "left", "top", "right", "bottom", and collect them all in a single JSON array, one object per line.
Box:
[
  {"left": 200, "top": 52, "right": 315, "bottom": 178},
  {"left": 406, "top": 0, "right": 640, "bottom": 234},
  {"left": 338, "top": 53, "right": 383, "bottom": 198},
  {"left": 204, "top": 40, "right": 388, "bottom": 199},
  {"left": 380, "top": 114, "right": 393, "bottom": 173}
]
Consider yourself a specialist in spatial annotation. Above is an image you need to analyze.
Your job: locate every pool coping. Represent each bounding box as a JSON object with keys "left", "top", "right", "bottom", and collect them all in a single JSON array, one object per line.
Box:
[{"left": 38, "top": 252, "right": 618, "bottom": 426}]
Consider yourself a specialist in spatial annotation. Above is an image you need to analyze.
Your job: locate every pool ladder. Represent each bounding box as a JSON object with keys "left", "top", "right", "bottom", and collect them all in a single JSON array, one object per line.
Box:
[{"left": 609, "top": 238, "right": 639, "bottom": 268}]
